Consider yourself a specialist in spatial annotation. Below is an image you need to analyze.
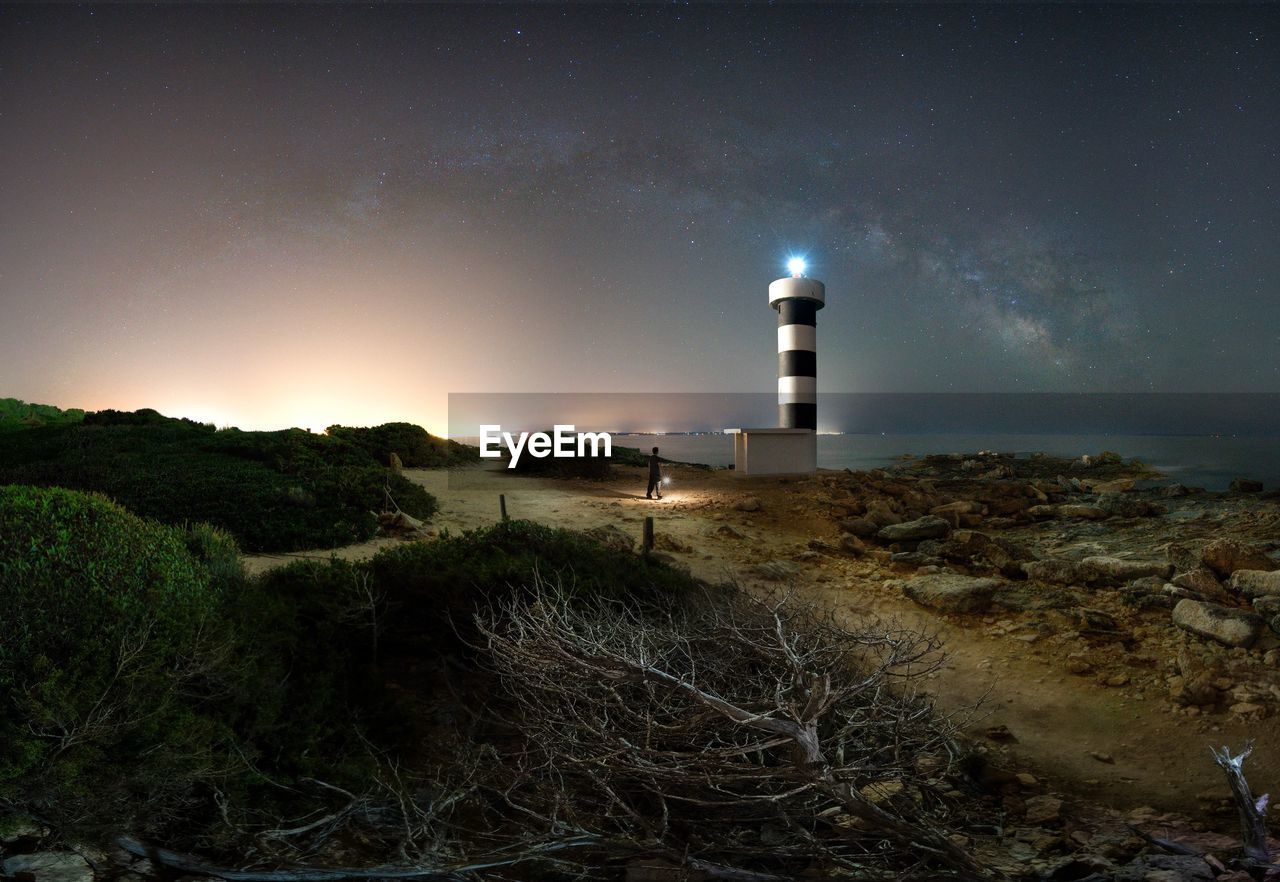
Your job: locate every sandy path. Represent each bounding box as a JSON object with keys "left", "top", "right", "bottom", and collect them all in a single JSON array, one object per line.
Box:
[{"left": 243, "top": 465, "right": 1280, "bottom": 816}]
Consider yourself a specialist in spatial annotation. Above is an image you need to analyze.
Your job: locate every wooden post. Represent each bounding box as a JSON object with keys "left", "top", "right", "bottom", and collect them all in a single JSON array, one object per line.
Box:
[
  {"left": 499, "top": 494, "right": 508, "bottom": 522},
  {"left": 642, "top": 516, "right": 654, "bottom": 557}
]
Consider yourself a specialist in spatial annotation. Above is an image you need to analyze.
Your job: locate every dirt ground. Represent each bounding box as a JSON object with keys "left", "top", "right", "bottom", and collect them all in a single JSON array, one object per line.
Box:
[{"left": 243, "top": 462, "right": 1280, "bottom": 821}]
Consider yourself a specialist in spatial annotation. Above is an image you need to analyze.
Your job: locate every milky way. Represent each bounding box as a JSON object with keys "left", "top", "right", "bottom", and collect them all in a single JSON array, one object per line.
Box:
[{"left": 1, "top": 4, "right": 1276, "bottom": 432}]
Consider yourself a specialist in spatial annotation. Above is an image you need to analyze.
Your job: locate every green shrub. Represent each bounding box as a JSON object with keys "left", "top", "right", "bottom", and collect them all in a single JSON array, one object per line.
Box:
[
  {"left": 0, "top": 486, "right": 227, "bottom": 831},
  {"left": 326, "top": 422, "right": 477, "bottom": 468},
  {"left": 0, "top": 412, "right": 439, "bottom": 552}
]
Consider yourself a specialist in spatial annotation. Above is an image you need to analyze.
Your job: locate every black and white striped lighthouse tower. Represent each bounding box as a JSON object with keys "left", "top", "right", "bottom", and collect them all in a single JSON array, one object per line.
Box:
[{"left": 770, "top": 261, "right": 825, "bottom": 430}]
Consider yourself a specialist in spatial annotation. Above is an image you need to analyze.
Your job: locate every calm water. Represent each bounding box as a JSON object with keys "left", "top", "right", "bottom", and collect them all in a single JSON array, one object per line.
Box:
[{"left": 615, "top": 433, "right": 1280, "bottom": 492}]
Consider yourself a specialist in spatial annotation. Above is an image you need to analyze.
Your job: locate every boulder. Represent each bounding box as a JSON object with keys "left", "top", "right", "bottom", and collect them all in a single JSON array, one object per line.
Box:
[
  {"left": 838, "top": 517, "right": 880, "bottom": 538},
  {"left": 753, "top": 559, "right": 800, "bottom": 581},
  {"left": 1097, "top": 493, "right": 1163, "bottom": 518},
  {"left": 1, "top": 854, "right": 93, "bottom": 882},
  {"left": 1228, "top": 569, "right": 1280, "bottom": 598},
  {"left": 1165, "top": 542, "right": 1202, "bottom": 572},
  {"left": 1022, "top": 558, "right": 1081, "bottom": 585},
  {"left": 1253, "top": 595, "right": 1280, "bottom": 618},
  {"left": 1056, "top": 504, "right": 1107, "bottom": 520},
  {"left": 1201, "top": 538, "right": 1277, "bottom": 577},
  {"left": 877, "top": 515, "right": 951, "bottom": 542},
  {"left": 1080, "top": 556, "right": 1174, "bottom": 584},
  {"left": 838, "top": 535, "right": 866, "bottom": 556},
  {"left": 1023, "top": 794, "right": 1063, "bottom": 825},
  {"left": 939, "top": 530, "right": 1033, "bottom": 575},
  {"left": 1229, "top": 478, "right": 1264, "bottom": 493},
  {"left": 1161, "top": 483, "right": 1191, "bottom": 498},
  {"left": 1172, "top": 599, "right": 1266, "bottom": 649},
  {"left": 734, "top": 497, "right": 762, "bottom": 512},
  {"left": 902, "top": 573, "right": 1001, "bottom": 614},
  {"left": 1171, "top": 568, "right": 1224, "bottom": 595}
]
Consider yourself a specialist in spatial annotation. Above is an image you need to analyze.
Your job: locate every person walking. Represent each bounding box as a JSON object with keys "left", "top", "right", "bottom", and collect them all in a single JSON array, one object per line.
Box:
[{"left": 645, "top": 446, "right": 662, "bottom": 499}]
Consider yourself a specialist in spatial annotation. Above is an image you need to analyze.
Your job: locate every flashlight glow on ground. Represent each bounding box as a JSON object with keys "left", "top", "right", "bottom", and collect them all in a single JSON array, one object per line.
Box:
[{"left": 787, "top": 257, "right": 807, "bottom": 277}]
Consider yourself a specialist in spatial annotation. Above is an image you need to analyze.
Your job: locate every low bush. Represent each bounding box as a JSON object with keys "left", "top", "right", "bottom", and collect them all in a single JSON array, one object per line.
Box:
[
  {"left": 0, "top": 412, "right": 438, "bottom": 552},
  {"left": 0, "top": 485, "right": 227, "bottom": 833},
  {"left": 326, "top": 422, "right": 477, "bottom": 468}
]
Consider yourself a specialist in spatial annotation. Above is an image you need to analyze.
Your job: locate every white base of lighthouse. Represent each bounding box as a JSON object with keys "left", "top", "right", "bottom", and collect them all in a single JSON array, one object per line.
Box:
[{"left": 725, "top": 427, "right": 816, "bottom": 476}]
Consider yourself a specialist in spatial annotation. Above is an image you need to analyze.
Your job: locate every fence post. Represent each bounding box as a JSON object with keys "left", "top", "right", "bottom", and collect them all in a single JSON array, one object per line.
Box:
[
  {"left": 499, "top": 494, "right": 508, "bottom": 522},
  {"left": 642, "top": 516, "right": 654, "bottom": 557}
]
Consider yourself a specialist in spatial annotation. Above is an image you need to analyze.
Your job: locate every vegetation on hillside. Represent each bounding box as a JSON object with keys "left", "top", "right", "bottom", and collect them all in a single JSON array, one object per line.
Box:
[
  {"left": 0, "top": 397, "right": 85, "bottom": 431},
  {"left": 0, "top": 409, "right": 442, "bottom": 552},
  {"left": 0, "top": 491, "right": 996, "bottom": 878}
]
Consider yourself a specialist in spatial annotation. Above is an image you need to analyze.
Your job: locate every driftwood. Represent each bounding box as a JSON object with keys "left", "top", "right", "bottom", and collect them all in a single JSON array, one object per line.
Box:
[{"left": 1210, "top": 743, "right": 1275, "bottom": 867}]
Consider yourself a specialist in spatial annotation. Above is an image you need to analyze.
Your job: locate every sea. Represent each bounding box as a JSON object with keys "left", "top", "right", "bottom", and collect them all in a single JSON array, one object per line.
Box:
[{"left": 613, "top": 433, "right": 1280, "bottom": 492}]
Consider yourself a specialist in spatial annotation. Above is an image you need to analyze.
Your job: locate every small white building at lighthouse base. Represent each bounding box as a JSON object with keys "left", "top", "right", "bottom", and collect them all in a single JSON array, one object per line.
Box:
[{"left": 724, "top": 427, "right": 816, "bottom": 476}]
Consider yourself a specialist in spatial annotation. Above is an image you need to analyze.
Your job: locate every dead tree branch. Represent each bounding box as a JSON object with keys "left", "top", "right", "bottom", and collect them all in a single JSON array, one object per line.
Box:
[
  {"left": 472, "top": 579, "right": 1000, "bottom": 880},
  {"left": 1210, "top": 743, "right": 1275, "bottom": 866}
]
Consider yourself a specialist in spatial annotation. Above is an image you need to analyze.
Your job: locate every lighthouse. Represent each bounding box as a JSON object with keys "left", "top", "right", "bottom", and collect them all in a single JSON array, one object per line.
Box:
[
  {"left": 725, "top": 258, "right": 824, "bottom": 475},
  {"left": 772, "top": 258, "right": 824, "bottom": 430}
]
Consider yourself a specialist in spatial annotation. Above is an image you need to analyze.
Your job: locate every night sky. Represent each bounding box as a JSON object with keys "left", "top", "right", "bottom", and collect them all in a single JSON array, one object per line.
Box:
[{"left": 2, "top": 4, "right": 1277, "bottom": 434}]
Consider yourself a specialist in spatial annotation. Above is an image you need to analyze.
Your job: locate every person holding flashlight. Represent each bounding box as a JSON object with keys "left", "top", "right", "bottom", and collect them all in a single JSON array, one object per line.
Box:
[{"left": 645, "top": 446, "right": 663, "bottom": 500}]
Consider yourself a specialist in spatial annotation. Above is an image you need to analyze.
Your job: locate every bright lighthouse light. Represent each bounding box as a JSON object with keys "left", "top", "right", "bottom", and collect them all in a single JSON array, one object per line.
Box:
[{"left": 787, "top": 257, "right": 807, "bottom": 277}]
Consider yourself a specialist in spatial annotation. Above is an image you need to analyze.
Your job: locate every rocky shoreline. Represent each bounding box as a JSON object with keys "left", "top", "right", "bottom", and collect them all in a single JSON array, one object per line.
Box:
[{"left": 809, "top": 451, "right": 1280, "bottom": 721}]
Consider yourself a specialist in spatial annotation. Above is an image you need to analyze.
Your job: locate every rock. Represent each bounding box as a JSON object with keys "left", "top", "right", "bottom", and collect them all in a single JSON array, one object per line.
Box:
[
  {"left": 837, "top": 516, "right": 880, "bottom": 538},
  {"left": 1230, "top": 702, "right": 1265, "bottom": 716},
  {"left": 1015, "top": 772, "right": 1038, "bottom": 788},
  {"left": 858, "top": 778, "right": 904, "bottom": 804},
  {"left": 1161, "top": 483, "right": 1190, "bottom": 498},
  {"left": 1056, "top": 504, "right": 1108, "bottom": 520},
  {"left": 1146, "top": 855, "right": 1216, "bottom": 882},
  {"left": 585, "top": 524, "right": 637, "bottom": 552},
  {"left": 1, "top": 854, "right": 93, "bottom": 882},
  {"left": 1066, "top": 656, "right": 1092, "bottom": 674},
  {"left": 1170, "top": 672, "right": 1220, "bottom": 707},
  {"left": 930, "top": 500, "right": 984, "bottom": 516},
  {"left": 1229, "top": 478, "right": 1264, "bottom": 493},
  {"left": 1080, "top": 556, "right": 1173, "bottom": 584},
  {"left": 877, "top": 515, "right": 951, "bottom": 542},
  {"left": 838, "top": 535, "right": 865, "bottom": 556},
  {"left": 1090, "top": 751, "right": 1115, "bottom": 764},
  {"left": 890, "top": 551, "right": 943, "bottom": 567},
  {"left": 1165, "top": 542, "right": 1202, "bottom": 572},
  {"left": 1171, "top": 599, "right": 1265, "bottom": 648},
  {"left": 1097, "top": 493, "right": 1164, "bottom": 518},
  {"left": 0, "top": 815, "right": 46, "bottom": 845},
  {"left": 1201, "top": 538, "right": 1277, "bottom": 577},
  {"left": 1171, "top": 568, "right": 1225, "bottom": 597},
  {"left": 901, "top": 573, "right": 1000, "bottom": 613},
  {"left": 1022, "top": 558, "right": 1082, "bottom": 585},
  {"left": 753, "top": 559, "right": 800, "bottom": 581},
  {"left": 1104, "top": 673, "right": 1131, "bottom": 687},
  {"left": 1023, "top": 794, "right": 1063, "bottom": 825},
  {"left": 653, "top": 533, "right": 691, "bottom": 553},
  {"left": 985, "top": 724, "right": 1017, "bottom": 742},
  {"left": 709, "top": 523, "right": 746, "bottom": 540},
  {"left": 1253, "top": 595, "right": 1280, "bottom": 617},
  {"left": 1228, "top": 569, "right": 1280, "bottom": 598},
  {"left": 992, "top": 584, "right": 1075, "bottom": 612},
  {"left": 940, "top": 530, "right": 1033, "bottom": 574},
  {"left": 734, "top": 496, "right": 762, "bottom": 512}
]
